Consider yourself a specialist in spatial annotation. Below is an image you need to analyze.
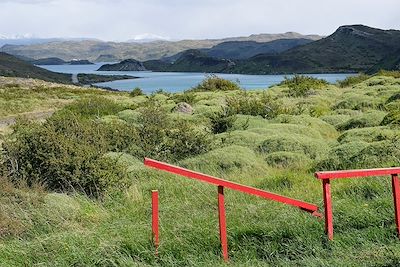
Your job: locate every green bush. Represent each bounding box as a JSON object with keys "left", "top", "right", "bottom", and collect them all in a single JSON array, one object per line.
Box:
[
  {"left": 338, "top": 74, "right": 370, "bottom": 88},
  {"left": 64, "top": 96, "right": 125, "bottom": 118},
  {"left": 136, "top": 102, "right": 211, "bottom": 161},
  {"left": 180, "top": 145, "right": 266, "bottom": 175},
  {"left": 278, "top": 75, "right": 328, "bottom": 97},
  {"left": 336, "top": 111, "right": 387, "bottom": 131},
  {"left": 350, "top": 139, "right": 400, "bottom": 169},
  {"left": 376, "top": 70, "right": 400, "bottom": 79},
  {"left": 226, "top": 91, "right": 287, "bottom": 119},
  {"left": 170, "top": 92, "right": 197, "bottom": 105},
  {"left": 381, "top": 109, "right": 400, "bottom": 126},
  {"left": 338, "top": 126, "right": 398, "bottom": 144},
  {"left": 189, "top": 74, "right": 241, "bottom": 92},
  {"left": 1, "top": 114, "right": 132, "bottom": 197},
  {"left": 265, "top": 151, "right": 311, "bottom": 169},
  {"left": 257, "top": 134, "right": 328, "bottom": 160},
  {"left": 315, "top": 141, "right": 369, "bottom": 171},
  {"left": 129, "top": 87, "right": 144, "bottom": 97},
  {"left": 208, "top": 108, "right": 237, "bottom": 134}
]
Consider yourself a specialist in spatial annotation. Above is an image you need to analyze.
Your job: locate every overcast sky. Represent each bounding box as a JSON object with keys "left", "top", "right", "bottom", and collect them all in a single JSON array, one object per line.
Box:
[{"left": 0, "top": 0, "right": 399, "bottom": 41}]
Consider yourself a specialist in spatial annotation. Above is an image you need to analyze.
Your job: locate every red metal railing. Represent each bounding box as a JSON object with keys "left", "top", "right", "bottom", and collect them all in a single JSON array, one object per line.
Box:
[
  {"left": 315, "top": 167, "right": 400, "bottom": 240},
  {"left": 145, "top": 158, "right": 321, "bottom": 261}
]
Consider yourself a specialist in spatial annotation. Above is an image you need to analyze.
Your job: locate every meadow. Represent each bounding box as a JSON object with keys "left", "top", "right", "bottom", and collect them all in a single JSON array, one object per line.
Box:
[{"left": 0, "top": 73, "right": 400, "bottom": 266}]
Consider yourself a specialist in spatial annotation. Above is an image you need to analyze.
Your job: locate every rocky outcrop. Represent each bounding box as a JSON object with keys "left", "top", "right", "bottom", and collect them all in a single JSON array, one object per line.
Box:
[{"left": 173, "top": 102, "right": 193, "bottom": 114}]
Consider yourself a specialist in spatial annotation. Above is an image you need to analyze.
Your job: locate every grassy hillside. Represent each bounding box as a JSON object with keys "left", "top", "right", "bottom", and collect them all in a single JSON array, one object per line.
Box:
[
  {"left": 0, "top": 52, "right": 72, "bottom": 84},
  {"left": 0, "top": 74, "right": 400, "bottom": 266}
]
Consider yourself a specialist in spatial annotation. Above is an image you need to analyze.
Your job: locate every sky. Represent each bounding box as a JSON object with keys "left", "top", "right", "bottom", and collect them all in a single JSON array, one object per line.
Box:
[{"left": 0, "top": 0, "right": 399, "bottom": 41}]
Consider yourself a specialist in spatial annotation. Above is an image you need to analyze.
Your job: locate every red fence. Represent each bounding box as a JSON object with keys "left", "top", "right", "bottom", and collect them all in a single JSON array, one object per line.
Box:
[
  {"left": 144, "top": 158, "right": 321, "bottom": 261},
  {"left": 315, "top": 167, "right": 400, "bottom": 240}
]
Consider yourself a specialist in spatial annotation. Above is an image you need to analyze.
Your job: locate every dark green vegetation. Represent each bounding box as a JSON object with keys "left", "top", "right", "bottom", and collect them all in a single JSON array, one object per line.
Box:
[
  {"left": 98, "top": 59, "right": 146, "bottom": 71},
  {"left": 1, "top": 74, "right": 400, "bottom": 266},
  {"left": 0, "top": 52, "right": 72, "bottom": 84},
  {"left": 0, "top": 52, "right": 137, "bottom": 86},
  {"left": 77, "top": 73, "right": 137, "bottom": 84}
]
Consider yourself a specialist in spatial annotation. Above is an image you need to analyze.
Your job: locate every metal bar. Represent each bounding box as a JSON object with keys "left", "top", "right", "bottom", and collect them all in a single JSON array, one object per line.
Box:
[
  {"left": 218, "top": 186, "right": 229, "bottom": 262},
  {"left": 315, "top": 168, "right": 400, "bottom": 180},
  {"left": 392, "top": 174, "right": 400, "bottom": 238},
  {"left": 144, "top": 158, "right": 319, "bottom": 215},
  {"left": 152, "top": 190, "right": 159, "bottom": 253},
  {"left": 322, "top": 179, "right": 333, "bottom": 240}
]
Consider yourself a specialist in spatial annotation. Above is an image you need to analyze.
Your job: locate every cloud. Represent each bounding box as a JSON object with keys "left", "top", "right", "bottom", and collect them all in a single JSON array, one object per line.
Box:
[{"left": 0, "top": 0, "right": 399, "bottom": 41}]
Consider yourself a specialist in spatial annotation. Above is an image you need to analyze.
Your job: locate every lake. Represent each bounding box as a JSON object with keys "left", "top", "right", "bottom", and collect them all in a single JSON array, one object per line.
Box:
[{"left": 41, "top": 63, "right": 354, "bottom": 93}]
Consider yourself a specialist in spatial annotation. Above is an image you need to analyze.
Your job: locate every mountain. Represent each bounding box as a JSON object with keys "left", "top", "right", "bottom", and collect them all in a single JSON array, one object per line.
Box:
[
  {"left": 0, "top": 33, "right": 323, "bottom": 62},
  {"left": 204, "top": 38, "right": 314, "bottom": 59},
  {"left": 367, "top": 48, "right": 400, "bottom": 73},
  {"left": 98, "top": 59, "right": 146, "bottom": 71},
  {"left": 0, "top": 36, "right": 99, "bottom": 48},
  {"left": 31, "top": 57, "right": 67, "bottom": 65},
  {"left": 0, "top": 52, "right": 72, "bottom": 83},
  {"left": 163, "top": 38, "right": 314, "bottom": 62},
  {"left": 232, "top": 25, "right": 400, "bottom": 74},
  {"left": 152, "top": 25, "right": 400, "bottom": 74}
]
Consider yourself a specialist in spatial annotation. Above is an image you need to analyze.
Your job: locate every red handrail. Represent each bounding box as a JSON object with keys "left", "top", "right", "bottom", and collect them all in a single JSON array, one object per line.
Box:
[
  {"left": 145, "top": 158, "right": 321, "bottom": 261},
  {"left": 315, "top": 167, "right": 400, "bottom": 240}
]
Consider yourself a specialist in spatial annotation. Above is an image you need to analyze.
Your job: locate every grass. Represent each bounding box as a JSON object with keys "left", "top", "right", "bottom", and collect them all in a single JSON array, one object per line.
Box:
[{"left": 0, "top": 75, "right": 400, "bottom": 266}]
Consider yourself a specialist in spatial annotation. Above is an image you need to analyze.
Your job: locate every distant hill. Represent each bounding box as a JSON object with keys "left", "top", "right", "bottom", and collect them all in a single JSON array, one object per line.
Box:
[
  {"left": 148, "top": 25, "right": 400, "bottom": 74},
  {"left": 232, "top": 25, "right": 400, "bottom": 74},
  {"left": 162, "top": 38, "right": 314, "bottom": 62},
  {"left": 0, "top": 52, "right": 72, "bottom": 83},
  {"left": 31, "top": 57, "right": 67, "bottom": 65},
  {"left": 0, "top": 33, "right": 323, "bottom": 62},
  {"left": 98, "top": 59, "right": 146, "bottom": 71}
]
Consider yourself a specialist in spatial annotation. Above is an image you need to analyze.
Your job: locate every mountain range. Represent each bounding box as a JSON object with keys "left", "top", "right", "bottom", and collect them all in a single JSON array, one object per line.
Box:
[
  {"left": 142, "top": 25, "right": 400, "bottom": 74},
  {"left": 0, "top": 32, "right": 322, "bottom": 62},
  {"left": 1, "top": 25, "right": 399, "bottom": 76}
]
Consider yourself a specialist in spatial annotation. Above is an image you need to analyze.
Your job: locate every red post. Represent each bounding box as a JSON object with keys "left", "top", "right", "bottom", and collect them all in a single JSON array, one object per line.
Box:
[
  {"left": 322, "top": 179, "right": 333, "bottom": 240},
  {"left": 152, "top": 190, "right": 159, "bottom": 253},
  {"left": 392, "top": 174, "right": 400, "bottom": 238},
  {"left": 218, "top": 186, "right": 228, "bottom": 262}
]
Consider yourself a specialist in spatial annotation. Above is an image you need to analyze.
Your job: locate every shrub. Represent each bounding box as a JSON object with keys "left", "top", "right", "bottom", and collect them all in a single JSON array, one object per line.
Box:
[
  {"left": 208, "top": 108, "right": 236, "bottom": 134},
  {"left": 272, "top": 114, "right": 338, "bottom": 139},
  {"left": 350, "top": 139, "right": 400, "bottom": 169},
  {"left": 1, "top": 114, "right": 132, "bottom": 197},
  {"left": 315, "top": 141, "right": 369, "bottom": 171},
  {"left": 278, "top": 75, "right": 328, "bottom": 97},
  {"left": 338, "top": 74, "right": 370, "bottom": 88},
  {"left": 180, "top": 145, "right": 266, "bottom": 175},
  {"left": 337, "top": 126, "right": 398, "bottom": 144},
  {"left": 190, "top": 74, "right": 241, "bottom": 92},
  {"left": 257, "top": 134, "right": 328, "bottom": 160},
  {"left": 336, "top": 111, "right": 387, "bottom": 131},
  {"left": 129, "top": 87, "right": 144, "bottom": 97},
  {"left": 381, "top": 109, "right": 400, "bottom": 126},
  {"left": 136, "top": 102, "right": 211, "bottom": 161},
  {"left": 64, "top": 96, "right": 125, "bottom": 119},
  {"left": 226, "top": 91, "right": 287, "bottom": 119},
  {"left": 375, "top": 70, "right": 400, "bottom": 78},
  {"left": 265, "top": 152, "right": 312, "bottom": 169},
  {"left": 170, "top": 92, "right": 196, "bottom": 105}
]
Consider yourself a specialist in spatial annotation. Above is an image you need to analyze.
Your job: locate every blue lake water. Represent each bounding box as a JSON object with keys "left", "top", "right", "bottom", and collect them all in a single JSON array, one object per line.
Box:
[{"left": 41, "top": 63, "right": 355, "bottom": 93}]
